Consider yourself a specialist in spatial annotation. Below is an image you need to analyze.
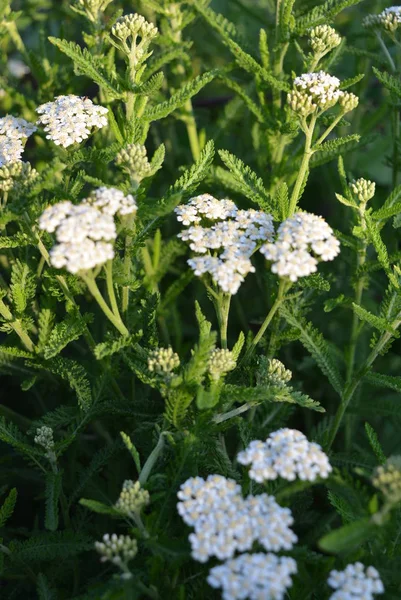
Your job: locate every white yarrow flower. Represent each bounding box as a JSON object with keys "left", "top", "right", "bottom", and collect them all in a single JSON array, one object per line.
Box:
[
  {"left": 237, "top": 428, "right": 332, "bottom": 482},
  {"left": 83, "top": 186, "right": 137, "bottom": 217},
  {"left": 328, "top": 562, "right": 384, "bottom": 600},
  {"left": 36, "top": 95, "right": 108, "bottom": 147},
  {"left": 207, "top": 553, "right": 297, "bottom": 600}
]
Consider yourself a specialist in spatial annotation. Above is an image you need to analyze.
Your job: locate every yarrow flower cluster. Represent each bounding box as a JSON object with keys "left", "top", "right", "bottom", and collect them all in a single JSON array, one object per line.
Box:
[
  {"left": 111, "top": 13, "right": 158, "bottom": 69},
  {"left": 265, "top": 358, "right": 292, "bottom": 387},
  {"left": 177, "top": 475, "right": 297, "bottom": 563},
  {"left": 372, "top": 455, "right": 401, "bottom": 504},
  {"left": 0, "top": 115, "right": 37, "bottom": 167},
  {"left": 287, "top": 71, "right": 358, "bottom": 116},
  {"left": 83, "top": 186, "right": 137, "bottom": 217},
  {"left": 237, "top": 428, "right": 332, "bottom": 482},
  {"left": 0, "top": 160, "right": 38, "bottom": 194},
  {"left": 116, "top": 143, "right": 152, "bottom": 183},
  {"left": 208, "top": 349, "right": 237, "bottom": 381},
  {"left": 308, "top": 25, "right": 342, "bottom": 56},
  {"left": 176, "top": 194, "right": 274, "bottom": 294},
  {"left": 115, "top": 480, "right": 150, "bottom": 516},
  {"left": 350, "top": 178, "right": 376, "bottom": 204},
  {"left": 363, "top": 6, "right": 401, "bottom": 32},
  {"left": 260, "top": 212, "right": 340, "bottom": 282},
  {"left": 34, "top": 426, "right": 54, "bottom": 452},
  {"left": 208, "top": 552, "right": 298, "bottom": 600},
  {"left": 328, "top": 563, "right": 384, "bottom": 600},
  {"left": 36, "top": 95, "right": 108, "bottom": 148},
  {"left": 148, "top": 347, "right": 180, "bottom": 376},
  {"left": 95, "top": 533, "right": 137, "bottom": 578}
]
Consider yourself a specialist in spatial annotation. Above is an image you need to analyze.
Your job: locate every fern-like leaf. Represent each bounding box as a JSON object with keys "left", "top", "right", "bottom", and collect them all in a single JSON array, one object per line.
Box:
[
  {"left": 45, "top": 472, "right": 62, "bottom": 531},
  {"left": 0, "top": 487, "right": 17, "bottom": 527}
]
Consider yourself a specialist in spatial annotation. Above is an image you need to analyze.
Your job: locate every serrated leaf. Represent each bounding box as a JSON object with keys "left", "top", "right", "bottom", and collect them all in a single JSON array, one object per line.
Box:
[
  {"left": 10, "top": 260, "right": 36, "bottom": 314},
  {"left": 352, "top": 303, "right": 398, "bottom": 333},
  {"left": 43, "top": 314, "right": 92, "bottom": 359},
  {"left": 365, "top": 423, "right": 386, "bottom": 464},
  {"left": 120, "top": 432, "right": 141, "bottom": 474},
  {"left": 0, "top": 487, "right": 17, "bottom": 527},
  {"left": 318, "top": 517, "right": 376, "bottom": 553},
  {"left": 10, "top": 531, "right": 92, "bottom": 562},
  {"left": 79, "top": 498, "right": 120, "bottom": 516}
]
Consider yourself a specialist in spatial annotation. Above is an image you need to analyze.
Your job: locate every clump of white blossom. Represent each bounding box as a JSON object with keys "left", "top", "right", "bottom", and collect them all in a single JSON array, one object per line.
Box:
[
  {"left": 39, "top": 187, "right": 134, "bottom": 273},
  {"left": 237, "top": 428, "right": 332, "bottom": 482},
  {"left": 83, "top": 186, "right": 137, "bottom": 217},
  {"left": 111, "top": 13, "right": 158, "bottom": 68},
  {"left": 328, "top": 563, "right": 384, "bottom": 600},
  {"left": 176, "top": 194, "right": 274, "bottom": 294},
  {"left": 36, "top": 95, "right": 108, "bottom": 148},
  {"left": 287, "top": 71, "right": 358, "bottom": 116},
  {"left": 208, "top": 552, "right": 298, "bottom": 600},
  {"left": 350, "top": 178, "right": 376, "bottom": 204},
  {"left": 177, "top": 474, "right": 297, "bottom": 562},
  {"left": 363, "top": 6, "right": 401, "bottom": 32},
  {"left": 260, "top": 211, "right": 340, "bottom": 282},
  {"left": 115, "top": 480, "right": 150, "bottom": 517},
  {"left": 34, "top": 425, "right": 54, "bottom": 453},
  {"left": 0, "top": 115, "right": 37, "bottom": 167},
  {"left": 95, "top": 533, "right": 137, "bottom": 579}
]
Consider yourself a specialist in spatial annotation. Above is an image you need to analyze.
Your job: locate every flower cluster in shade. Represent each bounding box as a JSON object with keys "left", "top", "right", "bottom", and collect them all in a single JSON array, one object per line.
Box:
[
  {"left": 287, "top": 71, "right": 358, "bottom": 116},
  {"left": 208, "top": 553, "right": 297, "bottom": 600},
  {"left": 0, "top": 115, "right": 37, "bottom": 167},
  {"left": 177, "top": 474, "right": 297, "bottom": 563},
  {"left": 308, "top": 25, "right": 341, "bottom": 56},
  {"left": 175, "top": 194, "right": 274, "bottom": 294},
  {"left": 328, "top": 563, "right": 384, "bottom": 600},
  {"left": 115, "top": 480, "right": 150, "bottom": 517},
  {"left": 260, "top": 212, "right": 340, "bottom": 282},
  {"left": 36, "top": 95, "right": 108, "bottom": 147},
  {"left": 95, "top": 533, "right": 137, "bottom": 575},
  {"left": 372, "top": 455, "right": 401, "bottom": 504},
  {"left": 39, "top": 187, "right": 137, "bottom": 273},
  {"left": 148, "top": 347, "right": 180, "bottom": 376},
  {"left": 363, "top": 6, "right": 401, "bottom": 32},
  {"left": 237, "top": 428, "right": 332, "bottom": 482}
]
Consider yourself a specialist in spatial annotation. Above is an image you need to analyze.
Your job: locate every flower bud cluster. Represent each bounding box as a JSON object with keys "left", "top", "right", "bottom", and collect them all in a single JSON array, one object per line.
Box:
[
  {"left": 115, "top": 480, "right": 150, "bottom": 516},
  {"left": 95, "top": 533, "right": 138, "bottom": 568},
  {"left": 0, "top": 115, "right": 37, "bottom": 167},
  {"left": 34, "top": 426, "right": 55, "bottom": 452},
  {"left": 0, "top": 160, "right": 38, "bottom": 193},
  {"left": 36, "top": 95, "right": 108, "bottom": 148},
  {"left": 237, "top": 428, "right": 332, "bottom": 482},
  {"left": 266, "top": 358, "right": 292, "bottom": 387},
  {"left": 260, "top": 212, "right": 340, "bottom": 282},
  {"left": 111, "top": 14, "right": 158, "bottom": 67},
  {"left": 148, "top": 347, "right": 180, "bottom": 376},
  {"left": 350, "top": 178, "right": 376, "bottom": 204},
  {"left": 372, "top": 455, "right": 401, "bottom": 504},
  {"left": 176, "top": 194, "right": 274, "bottom": 295},
  {"left": 208, "top": 349, "right": 236, "bottom": 381},
  {"left": 116, "top": 144, "right": 151, "bottom": 183},
  {"left": 208, "top": 552, "right": 298, "bottom": 600},
  {"left": 328, "top": 562, "right": 384, "bottom": 600},
  {"left": 177, "top": 475, "right": 297, "bottom": 563},
  {"left": 309, "top": 25, "right": 342, "bottom": 56},
  {"left": 288, "top": 71, "right": 358, "bottom": 116},
  {"left": 71, "top": 0, "right": 112, "bottom": 23}
]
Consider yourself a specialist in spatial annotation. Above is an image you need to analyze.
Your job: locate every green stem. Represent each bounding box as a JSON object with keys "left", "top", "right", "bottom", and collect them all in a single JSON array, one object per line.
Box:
[
  {"left": 139, "top": 432, "right": 166, "bottom": 486},
  {"left": 0, "top": 297, "right": 35, "bottom": 352},
  {"left": 241, "top": 280, "right": 288, "bottom": 364},
  {"left": 376, "top": 33, "right": 396, "bottom": 72},
  {"left": 314, "top": 112, "right": 345, "bottom": 147},
  {"left": 105, "top": 260, "right": 122, "bottom": 320},
  {"left": 81, "top": 273, "right": 129, "bottom": 337},
  {"left": 346, "top": 239, "right": 367, "bottom": 384},
  {"left": 182, "top": 98, "right": 201, "bottom": 161},
  {"left": 288, "top": 115, "right": 317, "bottom": 215},
  {"left": 215, "top": 293, "right": 231, "bottom": 349},
  {"left": 327, "top": 309, "right": 401, "bottom": 450},
  {"left": 122, "top": 234, "right": 133, "bottom": 314}
]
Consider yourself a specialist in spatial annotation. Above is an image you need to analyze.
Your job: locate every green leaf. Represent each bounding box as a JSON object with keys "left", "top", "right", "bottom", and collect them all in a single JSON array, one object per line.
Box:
[
  {"left": 340, "top": 74, "right": 365, "bottom": 89},
  {"left": 352, "top": 303, "right": 398, "bottom": 333},
  {"left": 10, "top": 260, "right": 36, "bottom": 314},
  {"left": 79, "top": 498, "right": 120, "bottom": 517},
  {"left": 232, "top": 331, "right": 245, "bottom": 361},
  {"left": 120, "top": 432, "right": 141, "bottom": 474},
  {"left": 318, "top": 517, "right": 376, "bottom": 553},
  {"left": 373, "top": 66, "right": 401, "bottom": 98},
  {"left": 43, "top": 314, "right": 92, "bottom": 359},
  {"left": 94, "top": 334, "right": 139, "bottom": 360},
  {"left": 144, "top": 70, "right": 219, "bottom": 122},
  {"left": 280, "top": 306, "right": 344, "bottom": 396},
  {"left": 335, "top": 193, "right": 357, "bottom": 209},
  {"left": 296, "top": 0, "right": 364, "bottom": 35},
  {"left": 365, "top": 215, "right": 397, "bottom": 286},
  {"left": 0, "top": 487, "right": 17, "bottom": 528},
  {"left": 48, "top": 37, "right": 122, "bottom": 97},
  {"left": 372, "top": 201, "right": 401, "bottom": 222},
  {"left": 37, "top": 573, "right": 56, "bottom": 600},
  {"left": 275, "top": 182, "right": 290, "bottom": 220},
  {"left": 37, "top": 357, "right": 92, "bottom": 411},
  {"left": 364, "top": 423, "right": 386, "bottom": 464},
  {"left": 138, "top": 71, "right": 164, "bottom": 96},
  {"left": 195, "top": 300, "right": 212, "bottom": 339},
  {"left": 45, "top": 472, "right": 62, "bottom": 531},
  {"left": 313, "top": 134, "right": 360, "bottom": 156},
  {"left": 220, "top": 384, "right": 324, "bottom": 412},
  {"left": 10, "top": 531, "right": 92, "bottom": 562},
  {"left": 365, "top": 371, "right": 401, "bottom": 394},
  {"left": 218, "top": 150, "right": 275, "bottom": 214}
]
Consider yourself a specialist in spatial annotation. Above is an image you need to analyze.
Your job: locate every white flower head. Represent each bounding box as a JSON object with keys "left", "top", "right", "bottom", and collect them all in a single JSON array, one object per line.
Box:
[
  {"left": 328, "top": 562, "right": 384, "bottom": 600},
  {"left": 260, "top": 212, "right": 340, "bottom": 282},
  {"left": 237, "top": 428, "right": 332, "bottom": 482},
  {"left": 83, "top": 186, "right": 137, "bottom": 217},
  {"left": 207, "top": 553, "right": 297, "bottom": 600},
  {"left": 95, "top": 533, "right": 137, "bottom": 568},
  {"left": 50, "top": 239, "right": 114, "bottom": 273},
  {"left": 36, "top": 95, "right": 108, "bottom": 148},
  {"left": 0, "top": 116, "right": 37, "bottom": 139}
]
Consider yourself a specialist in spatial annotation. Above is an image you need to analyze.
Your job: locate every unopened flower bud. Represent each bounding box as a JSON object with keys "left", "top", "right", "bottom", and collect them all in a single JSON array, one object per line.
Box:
[
  {"left": 0, "top": 160, "right": 38, "bottom": 193},
  {"left": 111, "top": 14, "right": 158, "bottom": 64},
  {"left": 208, "top": 349, "right": 236, "bottom": 381},
  {"left": 34, "top": 426, "right": 54, "bottom": 452},
  {"left": 287, "top": 90, "right": 317, "bottom": 116},
  {"left": 350, "top": 178, "right": 375, "bottom": 203},
  {"left": 148, "top": 347, "right": 180, "bottom": 376},
  {"left": 338, "top": 91, "right": 359, "bottom": 113},
  {"left": 372, "top": 456, "right": 401, "bottom": 504},
  {"left": 116, "top": 144, "right": 151, "bottom": 183},
  {"left": 115, "top": 480, "right": 150, "bottom": 516},
  {"left": 267, "top": 358, "right": 292, "bottom": 386},
  {"left": 309, "top": 25, "right": 341, "bottom": 55},
  {"left": 95, "top": 533, "right": 138, "bottom": 573},
  {"left": 71, "top": 0, "right": 112, "bottom": 23}
]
